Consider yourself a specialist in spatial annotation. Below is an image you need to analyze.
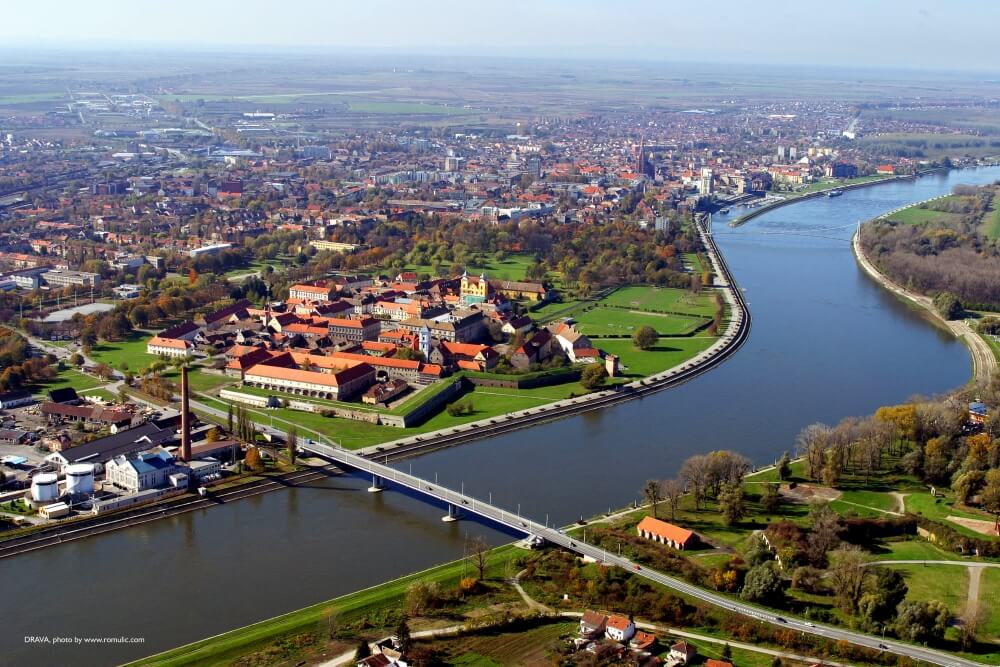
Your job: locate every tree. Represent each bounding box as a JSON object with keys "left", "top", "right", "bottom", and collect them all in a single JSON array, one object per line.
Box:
[
  {"left": 740, "top": 561, "right": 784, "bottom": 604},
  {"left": 405, "top": 581, "right": 441, "bottom": 615},
  {"left": 790, "top": 565, "right": 823, "bottom": 594},
  {"left": 244, "top": 446, "right": 264, "bottom": 472},
  {"left": 821, "top": 448, "right": 841, "bottom": 488},
  {"left": 796, "top": 423, "right": 830, "bottom": 481},
  {"left": 580, "top": 363, "right": 608, "bottom": 390},
  {"left": 227, "top": 403, "right": 234, "bottom": 433},
  {"left": 286, "top": 424, "right": 298, "bottom": 464},
  {"left": 958, "top": 606, "right": 985, "bottom": 651},
  {"left": 777, "top": 451, "right": 792, "bottom": 481},
  {"left": 680, "top": 454, "right": 711, "bottom": 510},
  {"left": 858, "top": 568, "right": 908, "bottom": 628},
  {"left": 633, "top": 325, "right": 659, "bottom": 350},
  {"left": 69, "top": 352, "right": 84, "bottom": 367},
  {"left": 761, "top": 482, "right": 781, "bottom": 513},
  {"left": 662, "top": 478, "right": 684, "bottom": 521},
  {"left": 894, "top": 600, "right": 951, "bottom": 645},
  {"left": 395, "top": 615, "right": 412, "bottom": 653},
  {"left": 718, "top": 481, "right": 747, "bottom": 526},
  {"left": 642, "top": 479, "right": 663, "bottom": 518},
  {"left": 805, "top": 503, "right": 842, "bottom": 567},
  {"left": 933, "top": 292, "right": 964, "bottom": 320},
  {"left": 467, "top": 535, "right": 489, "bottom": 581},
  {"left": 981, "top": 468, "right": 1000, "bottom": 514},
  {"left": 827, "top": 545, "right": 867, "bottom": 613}
]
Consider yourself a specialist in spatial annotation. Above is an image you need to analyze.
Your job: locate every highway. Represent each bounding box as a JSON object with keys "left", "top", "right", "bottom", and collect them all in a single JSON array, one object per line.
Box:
[{"left": 304, "top": 441, "right": 981, "bottom": 667}]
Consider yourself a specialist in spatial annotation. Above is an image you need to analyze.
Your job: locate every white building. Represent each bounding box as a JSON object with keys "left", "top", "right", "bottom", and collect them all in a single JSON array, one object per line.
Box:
[
  {"left": 105, "top": 448, "right": 178, "bottom": 492},
  {"left": 147, "top": 336, "right": 193, "bottom": 358},
  {"left": 605, "top": 615, "right": 635, "bottom": 643},
  {"left": 188, "top": 243, "right": 233, "bottom": 258}
]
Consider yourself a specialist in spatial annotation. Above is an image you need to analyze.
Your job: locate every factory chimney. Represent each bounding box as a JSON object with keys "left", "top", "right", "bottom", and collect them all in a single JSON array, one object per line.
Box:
[{"left": 180, "top": 365, "right": 191, "bottom": 462}]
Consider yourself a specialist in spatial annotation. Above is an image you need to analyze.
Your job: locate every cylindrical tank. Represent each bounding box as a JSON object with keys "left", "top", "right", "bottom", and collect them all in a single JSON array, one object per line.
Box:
[
  {"left": 65, "top": 463, "right": 95, "bottom": 497},
  {"left": 30, "top": 473, "right": 59, "bottom": 502}
]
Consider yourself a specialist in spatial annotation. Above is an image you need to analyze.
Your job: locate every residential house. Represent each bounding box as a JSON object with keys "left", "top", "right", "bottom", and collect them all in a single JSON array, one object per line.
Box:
[
  {"left": 579, "top": 610, "right": 608, "bottom": 639},
  {"left": 605, "top": 614, "right": 635, "bottom": 643},
  {"left": 669, "top": 640, "right": 697, "bottom": 664}
]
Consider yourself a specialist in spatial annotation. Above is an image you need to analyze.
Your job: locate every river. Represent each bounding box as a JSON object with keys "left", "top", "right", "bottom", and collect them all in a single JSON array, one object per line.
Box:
[{"left": 4, "top": 166, "right": 1000, "bottom": 667}]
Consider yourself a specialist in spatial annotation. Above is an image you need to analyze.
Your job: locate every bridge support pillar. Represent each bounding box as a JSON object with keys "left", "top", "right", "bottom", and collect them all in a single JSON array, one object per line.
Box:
[
  {"left": 441, "top": 503, "right": 460, "bottom": 522},
  {"left": 367, "top": 475, "right": 385, "bottom": 493}
]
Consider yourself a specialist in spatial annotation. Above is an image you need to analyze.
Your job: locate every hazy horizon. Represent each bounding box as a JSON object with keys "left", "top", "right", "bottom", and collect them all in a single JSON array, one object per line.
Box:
[{"left": 4, "top": 0, "right": 1000, "bottom": 74}]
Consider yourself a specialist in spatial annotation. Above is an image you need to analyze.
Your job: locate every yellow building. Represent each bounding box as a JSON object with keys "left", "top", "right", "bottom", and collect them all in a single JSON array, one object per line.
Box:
[{"left": 460, "top": 272, "right": 488, "bottom": 304}]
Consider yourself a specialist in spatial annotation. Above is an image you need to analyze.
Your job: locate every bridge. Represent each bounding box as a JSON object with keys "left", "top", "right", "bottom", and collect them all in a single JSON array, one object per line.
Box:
[{"left": 301, "top": 441, "right": 976, "bottom": 667}]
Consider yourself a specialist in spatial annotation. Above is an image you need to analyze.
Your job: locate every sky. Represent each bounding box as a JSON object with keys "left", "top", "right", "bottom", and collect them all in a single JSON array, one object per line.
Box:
[{"left": 3, "top": 0, "right": 1000, "bottom": 72}]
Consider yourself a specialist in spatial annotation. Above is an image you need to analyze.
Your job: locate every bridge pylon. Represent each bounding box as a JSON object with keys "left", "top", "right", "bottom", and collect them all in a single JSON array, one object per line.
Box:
[
  {"left": 442, "top": 503, "right": 461, "bottom": 522},
  {"left": 367, "top": 474, "right": 385, "bottom": 493}
]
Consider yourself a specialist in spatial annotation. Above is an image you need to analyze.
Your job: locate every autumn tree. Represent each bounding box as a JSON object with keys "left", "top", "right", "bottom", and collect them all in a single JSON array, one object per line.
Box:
[
  {"left": 633, "top": 325, "right": 659, "bottom": 350},
  {"left": 827, "top": 545, "right": 867, "bottom": 613},
  {"left": 718, "top": 481, "right": 747, "bottom": 526},
  {"left": 776, "top": 451, "right": 792, "bottom": 481},
  {"left": 580, "top": 363, "right": 608, "bottom": 390},
  {"left": 244, "top": 446, "right": 264, "bottom": 472}
]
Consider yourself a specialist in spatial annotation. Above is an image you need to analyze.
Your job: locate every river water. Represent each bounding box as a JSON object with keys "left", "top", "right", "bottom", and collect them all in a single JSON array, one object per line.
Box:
[{"left": 4, "top": 167, "right": 1000, "bottom": 667}]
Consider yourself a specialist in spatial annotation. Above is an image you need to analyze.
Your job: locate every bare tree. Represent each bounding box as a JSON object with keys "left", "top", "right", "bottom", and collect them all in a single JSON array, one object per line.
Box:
[
  {"left": 796, "top": 423, "right": 831, "bottom": 481},
  {"left": 827, "top": 545, "right": 867, "bottom": 613},
  {"left": 662, "top": 479, "right": 684, "bottom": 521},
  {"left": 467, "top": 535, "right": 490, "bottom": 581},
  {"left": 680, "top": 455, "right": 711, "bottom": 511}
]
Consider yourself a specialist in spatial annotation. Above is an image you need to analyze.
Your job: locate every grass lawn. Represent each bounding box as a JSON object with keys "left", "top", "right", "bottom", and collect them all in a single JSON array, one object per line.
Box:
[
  {"left": 32, "top": 368, "right": 105, "bottom": 396},
  {"left": 186, "top": 369, "right": 237, "bottom": 393},
  {"left": 865, "top": 538, "right": 962, "bottom": 562},
  {"left": 127, "top": 545, "right": 521, "bottom": 667},
  {"left": 986, "top": 203, "right": 1000, "bottom": 241},
  {"left": 404, "top": 253, "right": 541, "bottom": 282},
  {"left": 530, "top": 298, "right": 583, "bottom": 323},
  {"left": 887, "top": 206, "right": 963, "bottom": 226},
  {"left": 834, "top": 489, "right": 898, "bottom": 512},
  {"left": 205, "top": 381, "right": 592, "bottom": 450},
  {"left": 78, "top": 388, "right": 118, "bottom": 403},
  {"left": 891, "top": 563, "right": 968, "bottom": 616},
  {"left": 601, "top": 286, "right": 716, "bottom": 317},
  {"left": 980, "top": 568, "right": 1000, "bottom": 641},
  {"left": 88, "top": 333, "right": 157, "bottom": 372},
  {"left": 904, "top": 491, "right": 1000, "bottom": 540},
  {"left": 598, "top": 337, "right": 716, "bottom": 377},
  {"left": 573, "top": 307, "right": 708, "bottom": 337}
]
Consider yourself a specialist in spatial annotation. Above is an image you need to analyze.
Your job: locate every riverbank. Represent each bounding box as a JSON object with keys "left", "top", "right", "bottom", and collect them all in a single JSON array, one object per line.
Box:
[
  {"left": 729, "top": 174, "right": 908, "bottom": 228},
  {"left": 852, "top": 228, "right": 997, "bottom": 384}
]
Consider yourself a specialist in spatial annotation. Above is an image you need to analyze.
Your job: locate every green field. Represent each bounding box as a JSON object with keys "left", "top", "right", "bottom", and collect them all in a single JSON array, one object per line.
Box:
[
  {"left": 887, "top": 206, "right": 963, "bottom": 226},
  {"left": 598, "top": 337, "right": 716, "bottom": 377},
  {"left": 904, "top": 491, "right": 999, "bottom": 540},
  {"left": 404, "top": 253, "right": 541, "bottom": 282},
  {"left": 890, "top": 564, "right": 968, "bottom": 616},
  {"left": 87, "top": 333, "right": 157, "bottom": 371},
  {"left": 78, "top": 388, "right": 117, "bottom": 403},
  {"left": 981, "top": 568, "right": 1000, "bottom": 640},
  {"left": 573, "top": 307, "right": 708, "bottom": 337},
  {"left": 32, "top": 368, "right": 105, "bottom": 396},
  {"left": 986, "top": 204, "right": 1000, "bottom": 240},
  {"left": 866, "top": 539, "right": 962, "bottom": 562},
  {"left": 601, "top": 286, "right": 717, "bottom": 317}
]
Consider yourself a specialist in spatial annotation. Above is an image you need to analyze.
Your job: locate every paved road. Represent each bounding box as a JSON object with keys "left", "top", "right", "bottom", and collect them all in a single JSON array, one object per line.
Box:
[{"left": 304, "top": 441, "right": 989, "bottom": 667}]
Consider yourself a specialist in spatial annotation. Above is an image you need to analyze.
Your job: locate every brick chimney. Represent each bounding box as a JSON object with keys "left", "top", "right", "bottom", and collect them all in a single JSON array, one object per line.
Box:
[{"left": 180, "top": 366, "right": 191, "bottom": 462}]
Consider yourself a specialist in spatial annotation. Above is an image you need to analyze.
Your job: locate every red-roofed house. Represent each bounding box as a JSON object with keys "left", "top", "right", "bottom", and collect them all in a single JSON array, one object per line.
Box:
[
  {"left": 636, "top": 516, "right": 697, "bottom": 550},
  {"left": 605, "top": 614, "right": 635, "bottom": 642}
]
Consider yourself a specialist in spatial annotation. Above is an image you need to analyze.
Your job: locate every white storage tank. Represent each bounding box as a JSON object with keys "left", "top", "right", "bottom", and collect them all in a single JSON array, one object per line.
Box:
[
  {"left": 30, "top": 473, "right": 60, "bottom": 503},
  {"left": 65, "top": 463, "right": 95, "bottom": 497}
]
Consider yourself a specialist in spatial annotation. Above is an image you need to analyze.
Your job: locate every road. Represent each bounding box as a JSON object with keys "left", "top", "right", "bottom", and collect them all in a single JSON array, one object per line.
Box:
[{"left": 305, "top": 441, "right": 987, "bottom": 667}]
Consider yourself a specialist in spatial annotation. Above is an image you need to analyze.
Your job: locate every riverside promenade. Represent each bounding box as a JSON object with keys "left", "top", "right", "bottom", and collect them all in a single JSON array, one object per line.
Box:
[{"left": 853, "top": 228, "right": 996, "bottom": 383}]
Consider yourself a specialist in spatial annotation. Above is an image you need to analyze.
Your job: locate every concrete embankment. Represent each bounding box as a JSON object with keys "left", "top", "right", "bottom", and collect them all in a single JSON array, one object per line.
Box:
[
  {"left": 852, "top": 228, "right": 996, "bottom": 384},
  {"left": 729, "top": 175, "right": 909, "bottom": 228}
]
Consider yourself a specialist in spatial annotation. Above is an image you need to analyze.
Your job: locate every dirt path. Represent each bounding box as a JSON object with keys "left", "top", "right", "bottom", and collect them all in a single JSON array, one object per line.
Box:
[
  {"left": 512, "top": 569, "right": 553, "bottom": 613},
  {"left": 890, "top": 492, "right": 908, "bottom": 515},
  {"left": 966, "top": 566, "right": 984, "bottom": 619},
  {"left": 854, "top": 230, "right": 997, "bottom": 384}
]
